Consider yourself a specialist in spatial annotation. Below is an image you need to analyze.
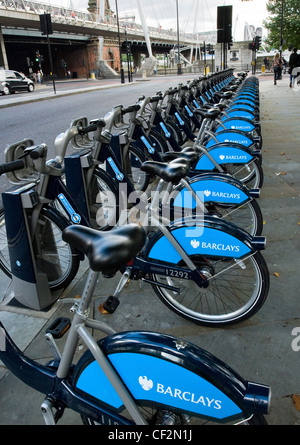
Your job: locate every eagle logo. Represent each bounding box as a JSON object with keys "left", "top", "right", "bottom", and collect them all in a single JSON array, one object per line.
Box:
[{"left": 138, "top": 376, "right": 153, "bottom": 391}]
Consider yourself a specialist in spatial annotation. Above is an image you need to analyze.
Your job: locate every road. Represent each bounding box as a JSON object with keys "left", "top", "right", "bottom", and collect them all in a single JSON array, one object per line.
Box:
[
  {"left": 0, "top": 75, "right": 200, "bottom": 150},
  {"left": 0, "top": 74, "right": 199, "bottom": 198}
]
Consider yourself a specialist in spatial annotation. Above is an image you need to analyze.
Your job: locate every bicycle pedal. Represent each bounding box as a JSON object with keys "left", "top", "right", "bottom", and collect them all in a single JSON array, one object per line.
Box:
[
  {"left": 46, "top": 317, "right": 71, "bottom": 339},
  {"left": 98, "top": 296, "right": 120, "bottom": 314}
]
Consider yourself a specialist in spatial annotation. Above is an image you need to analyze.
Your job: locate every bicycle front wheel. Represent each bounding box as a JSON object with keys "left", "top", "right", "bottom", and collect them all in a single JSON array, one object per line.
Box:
[
  {"left": 0, "top": 206, "right": 79, "bottom": 291},
  {"left": 87, "top": 168, "right": 119, "bottom": 230},
  {"left": 150, "top": 251, "right": 269, "bottom": 326}
]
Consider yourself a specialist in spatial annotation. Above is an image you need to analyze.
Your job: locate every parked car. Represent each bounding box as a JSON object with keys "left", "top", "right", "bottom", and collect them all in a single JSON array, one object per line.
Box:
[{"left": 0, "top": 70, "right": 35, "bottom": 95}]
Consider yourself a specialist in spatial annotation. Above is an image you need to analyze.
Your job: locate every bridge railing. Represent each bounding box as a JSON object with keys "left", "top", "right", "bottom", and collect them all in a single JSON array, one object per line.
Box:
[{"left": 0, "top": 0, "right": 196, "bottom": 44}]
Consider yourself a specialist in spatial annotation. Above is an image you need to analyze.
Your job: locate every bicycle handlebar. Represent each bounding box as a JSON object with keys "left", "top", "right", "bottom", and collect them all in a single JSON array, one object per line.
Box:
[
  {"left": 78, "top": 119, "right": 106, "bottom": 135},
  {"left": 121, "top": 104, "right": 140, "bottom": 115},
  {"left": 29, "top": 144, "right": 47, "bottom": 159},
  {"left": 0, "top": 159, "right": 25, "bottom": 176}
]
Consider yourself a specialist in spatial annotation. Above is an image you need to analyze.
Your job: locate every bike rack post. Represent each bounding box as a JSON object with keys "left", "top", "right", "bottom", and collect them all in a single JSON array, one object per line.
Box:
[{"left": 2, "top": 183, "right": 59, "bottom": 310}]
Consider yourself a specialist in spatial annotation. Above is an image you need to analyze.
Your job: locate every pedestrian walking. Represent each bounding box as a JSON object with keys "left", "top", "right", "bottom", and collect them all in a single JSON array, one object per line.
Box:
[
  {"left": 288, "top": 48, "right": 300, "bottom": 87},
  {"left": 273, "top": 53, "right": 283, "bottom": 85}
]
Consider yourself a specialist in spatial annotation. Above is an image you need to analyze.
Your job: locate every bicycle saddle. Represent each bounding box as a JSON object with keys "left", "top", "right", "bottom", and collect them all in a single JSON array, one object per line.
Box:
[
  {"left": 162, "top": 147, "right": 198, "bottom": 165},
  {"left": 194, "top": 108, "right": 221, "bottom": 120},
  {"left": 214, "top": 91, "right": 234, "bottom": 99},
  {"left": 62, "top": 224, "right": 146, "bottom": 276},
  {"left": 140, "top": 159, "right": 189, "bottom": 184}
]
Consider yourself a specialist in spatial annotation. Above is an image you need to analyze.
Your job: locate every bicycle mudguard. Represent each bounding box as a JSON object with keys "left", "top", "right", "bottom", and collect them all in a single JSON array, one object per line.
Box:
[
  {"left": 215, "top": 117, "right": 257, "bottom": 134},
  {"left": 74, "top": 331, "right": 270, "bottom": 422},
  {"left": 0, "top": 320, "right": 56, "bottom": 394},
  {"left": 221, "top": 109, "right": 257, "bottom": 121},
  {"left": 229, "top": 103, "right": 256, "bottom": 113},
  {"left": 205, "top": 130, "right": 256, "bottom": 149},
  {"left": 173, "top": 172, "right": 257, "bottom": 209},
  {"left": 145, "top": 216, "right": 265, "bottom": 264},
  {"left": 194, "top": 143, "right": 258, "bottom": 171}
]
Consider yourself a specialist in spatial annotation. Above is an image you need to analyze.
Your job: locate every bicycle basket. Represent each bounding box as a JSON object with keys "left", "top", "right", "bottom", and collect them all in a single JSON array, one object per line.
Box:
[{"left": 5, "top": 139, "right": 40, "bottom": 185}]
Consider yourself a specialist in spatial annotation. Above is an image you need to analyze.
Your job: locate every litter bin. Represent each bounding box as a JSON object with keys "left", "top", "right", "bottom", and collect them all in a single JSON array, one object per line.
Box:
[{"left": 262, "top": 65, "right": 265, "bottom": 73}]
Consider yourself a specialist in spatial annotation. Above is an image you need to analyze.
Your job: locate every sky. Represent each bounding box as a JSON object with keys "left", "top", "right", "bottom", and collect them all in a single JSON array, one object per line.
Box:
[
  {"left": 45, "top": 0, "right": 270, "bottom": 41},
  {"left": 114, "top": 0, "right": 269, "bottom": 40}
]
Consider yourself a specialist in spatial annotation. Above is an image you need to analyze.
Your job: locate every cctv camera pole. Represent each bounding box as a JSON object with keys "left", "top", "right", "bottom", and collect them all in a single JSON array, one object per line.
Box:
[
  {"left": 46, "top": 33, "right": 56, "bottom": 94},
  {"left": 40, "top": 13, "right": 56, "bottom": 94},
  {"left": 115, "top": 0, "right": 125, "bottom": 84}
]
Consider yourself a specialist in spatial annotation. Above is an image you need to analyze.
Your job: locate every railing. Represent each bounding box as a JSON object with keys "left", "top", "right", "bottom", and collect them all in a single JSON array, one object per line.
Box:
[{"left": 0, "top": 0, "right": 197, "bottom": 44}]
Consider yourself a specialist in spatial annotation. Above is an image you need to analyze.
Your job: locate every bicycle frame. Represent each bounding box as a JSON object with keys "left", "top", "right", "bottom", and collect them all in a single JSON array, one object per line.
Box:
[
  {"left": 0, "top": 264, "right": 270, "bottom": 425},
  {"left": 110, "top": 178, "right": 266, "bottom": 302}
]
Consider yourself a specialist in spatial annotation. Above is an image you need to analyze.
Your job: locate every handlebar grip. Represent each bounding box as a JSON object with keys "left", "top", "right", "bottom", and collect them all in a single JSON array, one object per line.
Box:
[
  {"left": 0, "top": 159, "right": 25, "bottom": 176},
  {"left": 167, "top": 88, "right": 178, "bottom": 95},
  {"left": 79, "top": 119, "right": 106, "bottom": 134},
  {"left": 78, "top": 123, "right": 98, "bottom": 135},
  {"left": 150, "top": 96, "right": 161, "bottom": 103},
  {"left": 121, "top": 104, "right": 140, "bottom": 114}
]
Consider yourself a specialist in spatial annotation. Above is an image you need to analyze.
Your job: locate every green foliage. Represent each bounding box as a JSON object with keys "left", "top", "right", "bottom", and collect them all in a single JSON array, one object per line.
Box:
[{"left": 263, "top": 0, "right": 300, "bottom": 49}]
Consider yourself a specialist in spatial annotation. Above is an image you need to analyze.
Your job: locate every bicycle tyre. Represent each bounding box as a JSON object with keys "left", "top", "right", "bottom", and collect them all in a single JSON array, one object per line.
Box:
[
  {"left": 204, "top": 198, "right": 263, "bottom": 237},
  {"left": 148, "top": 130, "right": 169, "bottom": 155},
  {"left": 219, "top": 158, "right": 264, "bottom": 189},
  {"left": 128, "top": 145, "right": 150, "bottom": 192},
  {"left": 87, "top": 167, "right": 119, "bottom": 231},
  {"left": 0, "top": 206, "right": 79, "bottom": 291},
  {"left": 80, "top": 411, "right": 267, "bottom": 425},
  {"left": 150, "top": 251, "right": 269, "bottom": 327}
]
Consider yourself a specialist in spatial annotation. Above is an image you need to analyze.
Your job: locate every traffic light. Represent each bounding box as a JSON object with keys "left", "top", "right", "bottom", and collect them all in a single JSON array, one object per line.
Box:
[
  {"left": 249, "top": 41, "right": 256, "bottom": 51},
  {"left": 255, "top": 36, "right": 261, "bottom": 50},
  {"left": 228, "top": 37, "right": 233, "bottom": 50},
  {"left": 35, "top": 50, "right": 40, "bottom": 62}
]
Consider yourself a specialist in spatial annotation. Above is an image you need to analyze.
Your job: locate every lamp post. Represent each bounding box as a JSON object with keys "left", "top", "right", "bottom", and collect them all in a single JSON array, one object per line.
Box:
[
  {"left": 176, "top": 0, "right": 182, "bottom": 75},
  {"left": 115, "top": 0, "right": 125, "bottom": 83},
  {"left": 280, "top": 0, "right": 284, "bottom": 58}
]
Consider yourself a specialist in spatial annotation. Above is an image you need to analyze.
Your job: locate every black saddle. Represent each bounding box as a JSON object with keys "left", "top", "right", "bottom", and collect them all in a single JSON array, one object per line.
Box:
[
  {"left": 162, "top": 147, "right": 198, "bottom": 165},
  {"left": 62, "top": 224, "right": 146, "bottom": 275},
  {"left": 194, "top": 108, "right": 221, "bottom": 120},
  {"left": 214, "top": 91, "right": 234, "bottom": 99},
  {"left": 140, "top": 159, "right": 189, "bottom": 184}
]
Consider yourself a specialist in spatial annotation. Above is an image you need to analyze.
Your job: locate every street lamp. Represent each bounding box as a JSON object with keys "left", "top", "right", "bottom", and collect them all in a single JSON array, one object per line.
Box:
[
  {"left": 115, "top": 0, "right": 125, "bottom": 84},
  {"left": 176, "top": 0, "right": 182, "bottom": 75},
  {"left": 280, "top": 0, "right": 284, "bottom": 57}
]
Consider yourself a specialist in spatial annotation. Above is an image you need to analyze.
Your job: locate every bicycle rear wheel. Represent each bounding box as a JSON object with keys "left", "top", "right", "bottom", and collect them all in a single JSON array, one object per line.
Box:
[
  {"left": 220, "top": 158, "right": 264, "bottom": 189},
  {"left": 81, "top": 408, "right": 267, "bottom": 425},
  {"left": 0, "top": 206, "right": 79, "bottom": 291},
  {"left": 205, "top": 199, "right": 263, "bottom": 236},
  {"left": 150, "top": 251, "right": 269, "bottom": 326}
]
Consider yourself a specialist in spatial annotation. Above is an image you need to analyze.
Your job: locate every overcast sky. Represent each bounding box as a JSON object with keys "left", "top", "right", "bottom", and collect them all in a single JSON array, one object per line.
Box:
[
  {"left": 114, "top": 0, "right": 269, "bottom": 40},
  {"left": 47, "top": 0, "right": 270, "bottom": 40}
]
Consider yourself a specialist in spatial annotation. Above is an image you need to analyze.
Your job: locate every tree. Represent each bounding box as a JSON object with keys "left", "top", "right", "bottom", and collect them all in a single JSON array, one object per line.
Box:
[{"left": 263, "top": 0, "right": 300, "bottom": 50}]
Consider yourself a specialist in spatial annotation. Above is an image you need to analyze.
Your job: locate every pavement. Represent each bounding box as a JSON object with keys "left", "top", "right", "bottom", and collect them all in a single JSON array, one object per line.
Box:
[{"left": 0, "top": 72, "right": 300, "bottom": 425}]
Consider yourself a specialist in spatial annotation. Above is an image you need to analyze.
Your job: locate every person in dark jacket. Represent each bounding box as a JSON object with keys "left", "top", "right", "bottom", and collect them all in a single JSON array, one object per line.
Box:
[{"left": 289, "top": 48, "right": 300, "bottom": 87}]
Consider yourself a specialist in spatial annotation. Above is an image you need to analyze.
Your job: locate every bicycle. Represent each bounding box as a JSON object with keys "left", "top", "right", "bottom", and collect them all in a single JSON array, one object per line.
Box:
[
  {"left": 145, "top": 82, "right": 264, "bottom": 189},
  {"left": 0, "top": 222, "right": 270, "bottom": 425},
  {"left": 97, "top": 157, "right": 270, "bottom": 327},
  {"left": 68, "top": 109, "right": 264, "bottom": 236}
]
